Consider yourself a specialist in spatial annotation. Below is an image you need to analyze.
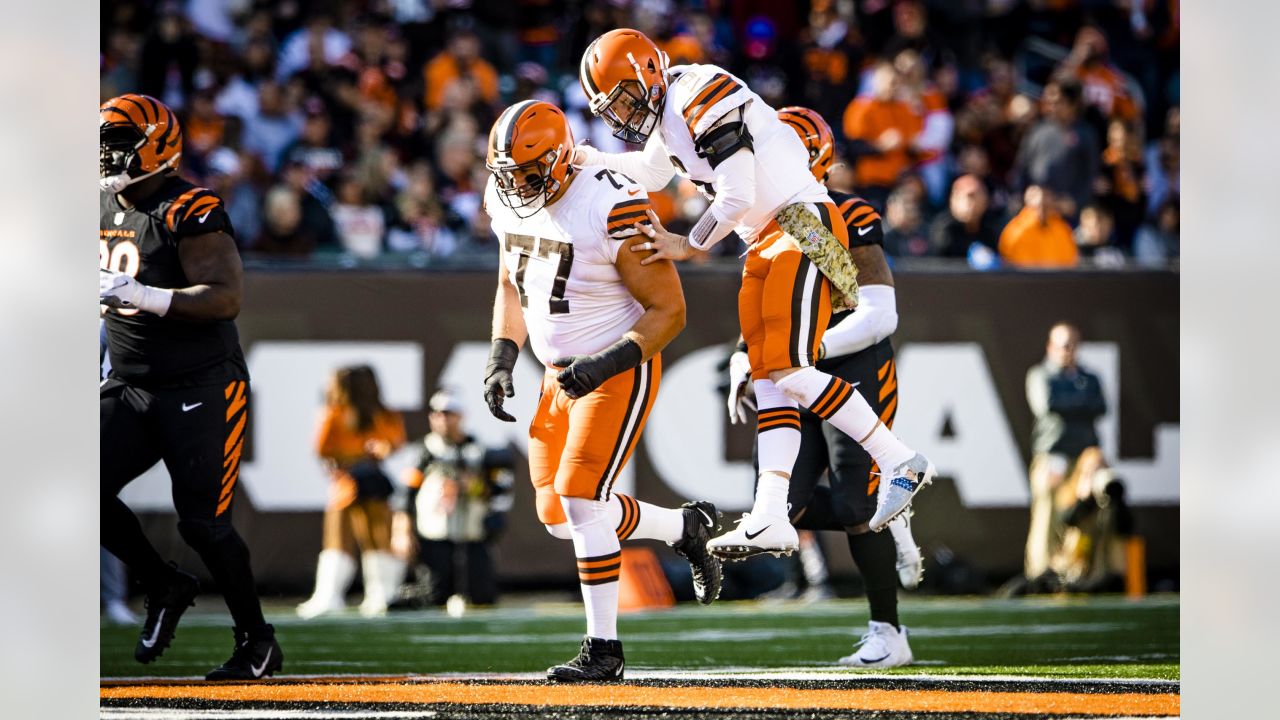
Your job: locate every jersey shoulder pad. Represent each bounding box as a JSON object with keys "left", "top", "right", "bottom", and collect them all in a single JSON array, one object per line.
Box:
[
  {"left": 674, "top": 66, "right": 748, "bottom": 139},
  {"left": 834, "top": 192, "right": 884, "bottom": 247},
  {"left": 163, "top": 184, "right": 233, "bottom": 238}
]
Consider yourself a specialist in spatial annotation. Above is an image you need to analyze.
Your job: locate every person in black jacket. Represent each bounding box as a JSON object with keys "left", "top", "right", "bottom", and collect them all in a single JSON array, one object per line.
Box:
[{"left": 1023, "top": 322, "right": 1108, "bottom": 585}]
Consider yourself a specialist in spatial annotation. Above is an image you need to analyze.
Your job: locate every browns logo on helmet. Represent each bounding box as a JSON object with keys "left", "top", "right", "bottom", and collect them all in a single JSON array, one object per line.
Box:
[
  {"left": 486, "top": 100, "right": 575, "bottom": 217},
  {"left": 777, "top": 106, "right": 835, "bottom": 184},
  {"left": 99, "top": 93, "right": 183, "bottom": 193},
  {"left": 579, "top": 29, "right": 670, "bottom": 145}
]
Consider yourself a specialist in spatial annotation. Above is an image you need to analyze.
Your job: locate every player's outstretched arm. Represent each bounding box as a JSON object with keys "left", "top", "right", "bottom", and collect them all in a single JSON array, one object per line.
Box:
[
  {"left": 171, "top": 231, "right": 244, "bottom": 321},
  {"left": 572, "top": 139, "right": 676, "bottom": 192},
  {"left": 485, "top": 262, "right": 527, "bottom": 422}
]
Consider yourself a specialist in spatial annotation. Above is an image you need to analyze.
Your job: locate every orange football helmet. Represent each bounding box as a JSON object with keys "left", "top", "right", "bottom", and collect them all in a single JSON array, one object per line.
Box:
[
  {"left": 486, "top": 100, "right": 575, "bottom": 217},
  {"left": 99, "top": 93, "right": 183, "bottom": 192},
  {"left": 777, "top": 106, "right": 834, "bottom": 183},
  {"left": 580, "top": 29, "right": 670, "bottom": 144}
]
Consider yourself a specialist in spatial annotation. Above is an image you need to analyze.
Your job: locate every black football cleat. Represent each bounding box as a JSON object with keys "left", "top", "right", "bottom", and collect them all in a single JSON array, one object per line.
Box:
[
  {"left": 205, "top": 626, "right": 283, "bottom": 681},
  {"left": 134, "top": 566, "right": 200, "bottom": 663},
  {"left": 547, "top": 636, "right": 625, "bottom": 682},
  {"left": 670, "top": 501, "right": 723, "bottom": 604}
]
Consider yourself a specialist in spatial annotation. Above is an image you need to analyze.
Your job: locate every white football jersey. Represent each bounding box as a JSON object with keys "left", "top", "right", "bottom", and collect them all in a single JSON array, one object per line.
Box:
[
  {"left": 485, "top": 168, "right": 652, "bottom": 367},
  {"left": 652, "top": 63, "right": 831, "bottom": 242}
]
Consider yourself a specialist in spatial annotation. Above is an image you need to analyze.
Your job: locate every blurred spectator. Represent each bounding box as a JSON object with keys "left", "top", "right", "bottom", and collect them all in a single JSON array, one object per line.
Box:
[
  {"left": 215, "top": 38, "right": 278, "bottom": 122},
  {"left": 1013, "top": 77, "right": 1098, "bottom": 221},
  {"left": 882, "top": 183, "right": 930, "bottom": 258},
  {"left": 331, "top": 174, "right": 387, "bottom": 259},
  {"left": 1145, "top": 107, "right": 1180, "bottom": 214},
  {"left": 387, "top": 160, "right": 459, "bottom": 256},
  {"left": 792, "top": 2, "right": 863, "bottom": 137},
  {"left": 1059, "top": 27, "right": 1140, "bottom": 128},
  {"left": 298, "top": 366, "right": 406, "bottom": 619},
  {"left": 395, "top": 390, "right": 514, "bottom": 608},
  {"left": 184, "top": 92, "right": 228, "bottom": 160},
  {"left": 138, "top": 5, "right": 197, "bottom": 108},
  {"left": 1095, "top": 119, "right": 1146, "bottom": 252},
  {"left": 999, "top": 186, "right": 1078, "bottom": 268},
  {"left": 241, "top": 81, "right": 303, "bottom": 173},
  {"left": 1133, "top": 195, "right": 1179, "bottom": 267},
  {"left": 1074, "top": 204, "right": 1126, "bottom": 268},
  {"left": 423, "top": 28, "right": 498, "bottom": 112},
  {"left": 843, "top": 62, "right": 921, "bottom": 209},
  {"left": 284, "top": 106, "right": 345, "bottom": 185},
  {"left": 930, "top": 175, "right": 1001, "bottom": 259},
  {"left": 205, "top": 148, "right": 262, "bottom": 251},
  {"left": 1021, "top": 323, "right": 1108, "bottom": 588},
  {"left": 895, "top": 49, "right": 953, "bottom": 205},
  {"left": 276, "top": 13, "right": 353, "bottom": 82}
]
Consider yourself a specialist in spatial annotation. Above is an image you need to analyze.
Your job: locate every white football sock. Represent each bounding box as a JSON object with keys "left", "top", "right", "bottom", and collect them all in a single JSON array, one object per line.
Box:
[
  {"left": 562, "top": 496, "right": 620, "bottom": 640},
  {"left": 754, "top": 378, "right": 801, "bottom": 476},
  {"left": 775, "top": 367, "right": 914, "bottom": 472},
  {"left": 754, "top": 471, "right": 791, "bottom": 519},
  {"left": 609, "top": 493, "right": 683, "bottom": 543}
]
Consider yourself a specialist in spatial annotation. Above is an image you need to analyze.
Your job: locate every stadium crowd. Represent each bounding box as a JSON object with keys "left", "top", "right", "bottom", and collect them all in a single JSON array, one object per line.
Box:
[{"left": 100, "top": 0, "right": 1179, "bottom": 269}]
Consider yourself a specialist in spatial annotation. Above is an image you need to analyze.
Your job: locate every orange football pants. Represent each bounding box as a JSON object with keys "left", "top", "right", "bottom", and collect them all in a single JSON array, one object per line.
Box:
[
  {"left": 739, "top": 202, "right": 850, "bottom": 381},
  {"left": 527, "top": 355, "right": 661, "bottom": 525}
]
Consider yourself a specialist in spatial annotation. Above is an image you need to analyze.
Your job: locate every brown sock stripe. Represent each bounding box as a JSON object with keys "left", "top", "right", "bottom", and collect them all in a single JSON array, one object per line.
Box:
[
  {"left": 616, "top": 495, "right": 640, "bottom": 541},
  {"left": 579, "top": 573, "right": 621, "bottom": 586},
  {"left": 757, "top": 420, "right": 802, "bottom": 434},
  {"left": 757, "top": 407, "right": 800, "bottom": 420},
  {"left": 814, "top": 382, "right": 853, "bottom": 420},
  {"left": 810, "top": 377, "right": 843, "bottom": 415},
  {"left": 577, "top": 550, "right": 621, "bottom": 567},
  {"left": 578, "top": 562, "right": 622, "bottom": 578},
  {"left": 758, "top": 416, "right": 802, "bottom": 429}
]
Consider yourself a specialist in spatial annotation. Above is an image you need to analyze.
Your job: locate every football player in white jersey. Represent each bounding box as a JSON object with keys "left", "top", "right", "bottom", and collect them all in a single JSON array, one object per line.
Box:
[
  {"left": 480, "top": 100, "right": 723, "bottom": 682},
  {"left": 574, "top": 29, "right": 934, "bottom": 560}
]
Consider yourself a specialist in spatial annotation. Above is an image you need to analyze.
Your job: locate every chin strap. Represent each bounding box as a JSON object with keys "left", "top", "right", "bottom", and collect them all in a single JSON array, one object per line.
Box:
[{"left": 100, "top": 153, "right": 181, "bottom": 193}]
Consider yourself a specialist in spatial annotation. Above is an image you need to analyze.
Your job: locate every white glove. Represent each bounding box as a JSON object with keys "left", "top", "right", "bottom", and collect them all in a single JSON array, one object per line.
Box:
[
  {"left": 99, "top": 268, "right": 172, "bottom": 316},
  {"left": 726, "top": 350, "right": 755, "bottom": 424}
]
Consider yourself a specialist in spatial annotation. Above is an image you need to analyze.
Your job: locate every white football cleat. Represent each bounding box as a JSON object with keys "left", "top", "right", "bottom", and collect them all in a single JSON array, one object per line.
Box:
[
  {"left": 869, "top": 453, "right": 935, "bottom": 532},
  {"left": 887, "top": 510, "right": 924, "bottom": 590},
  {"left": 838, "top": 620, "right": 914, "bottom": 668},
  {"left": 707, "top": 512, "right": 799, "bottom": 561}
]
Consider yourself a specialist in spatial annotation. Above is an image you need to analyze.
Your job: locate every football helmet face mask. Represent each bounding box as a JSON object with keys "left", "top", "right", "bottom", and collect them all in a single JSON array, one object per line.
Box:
[
  {"left": 487, "top": 101, "right": 575, "bottom": 218},
  {"left": 777, "top": 106, "right": 834, "bottom": 184},
  {"left": 99, "top": 94, "right": 183, "bottom": 193},
  {"left": 580, "top": 29, "right": 669, "bottom": 145}
]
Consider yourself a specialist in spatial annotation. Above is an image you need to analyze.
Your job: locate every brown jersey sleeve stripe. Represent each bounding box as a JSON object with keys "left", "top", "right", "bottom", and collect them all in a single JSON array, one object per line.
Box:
[
  {"left": 682, "top": 75, "right": 733, "bottom": 121},
  {"left": 688, "top": 80, "right": 741, "bottom": 134}
]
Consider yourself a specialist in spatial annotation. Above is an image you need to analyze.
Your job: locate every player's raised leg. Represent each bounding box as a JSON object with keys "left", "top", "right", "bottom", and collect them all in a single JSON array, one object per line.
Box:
[{"left": 101, "top": 380, "right": 200, "bottom": 664}]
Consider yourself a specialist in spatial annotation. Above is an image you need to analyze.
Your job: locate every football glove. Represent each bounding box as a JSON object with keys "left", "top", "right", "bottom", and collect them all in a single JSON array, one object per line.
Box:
[
  {"left": 483, "top": 338, "right": 520, "bottom": 422},
  {"left": 99, "top": 268, "right": 172, "bottom": 316},
  {"left": 726, "top": 349, "right": 755, "bottom": 424},
  {"left": 551, "top": 338, "right": 643, "bottom": 400}
]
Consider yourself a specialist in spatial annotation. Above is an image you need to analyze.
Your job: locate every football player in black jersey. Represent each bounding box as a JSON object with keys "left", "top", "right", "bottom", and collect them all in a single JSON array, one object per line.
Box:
[
  {"left": 726, "top": 106, "right": 921, "bottom": 668},
  {"left": 99, "top": 94, "right": 282, "bottom": 680}
]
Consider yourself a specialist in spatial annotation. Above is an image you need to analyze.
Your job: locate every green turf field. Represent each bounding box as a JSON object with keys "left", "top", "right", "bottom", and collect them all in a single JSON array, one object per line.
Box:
[{"left": 100, "top": 594, "right": 1178, "bottom": 681}]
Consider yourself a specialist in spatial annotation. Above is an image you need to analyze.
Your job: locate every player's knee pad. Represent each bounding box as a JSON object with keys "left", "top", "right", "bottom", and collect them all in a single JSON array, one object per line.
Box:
[
  {"left": 560, "top": 496, "right": 609, "bottom": 531},
  {"left": 544, "top": 522, "right": 573, "bottom": 540},
  {"left": 774, "top": 366, "right": 826, "bottom": 404}
]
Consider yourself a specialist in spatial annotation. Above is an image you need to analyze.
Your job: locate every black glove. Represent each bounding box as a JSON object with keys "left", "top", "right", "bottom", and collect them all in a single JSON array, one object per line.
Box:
[
  {"left": 551, "top": 338, "right": 643, "bottom": 400},
  {"left": 483, "top": 338, "right": 520, "bottom": 422}
]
